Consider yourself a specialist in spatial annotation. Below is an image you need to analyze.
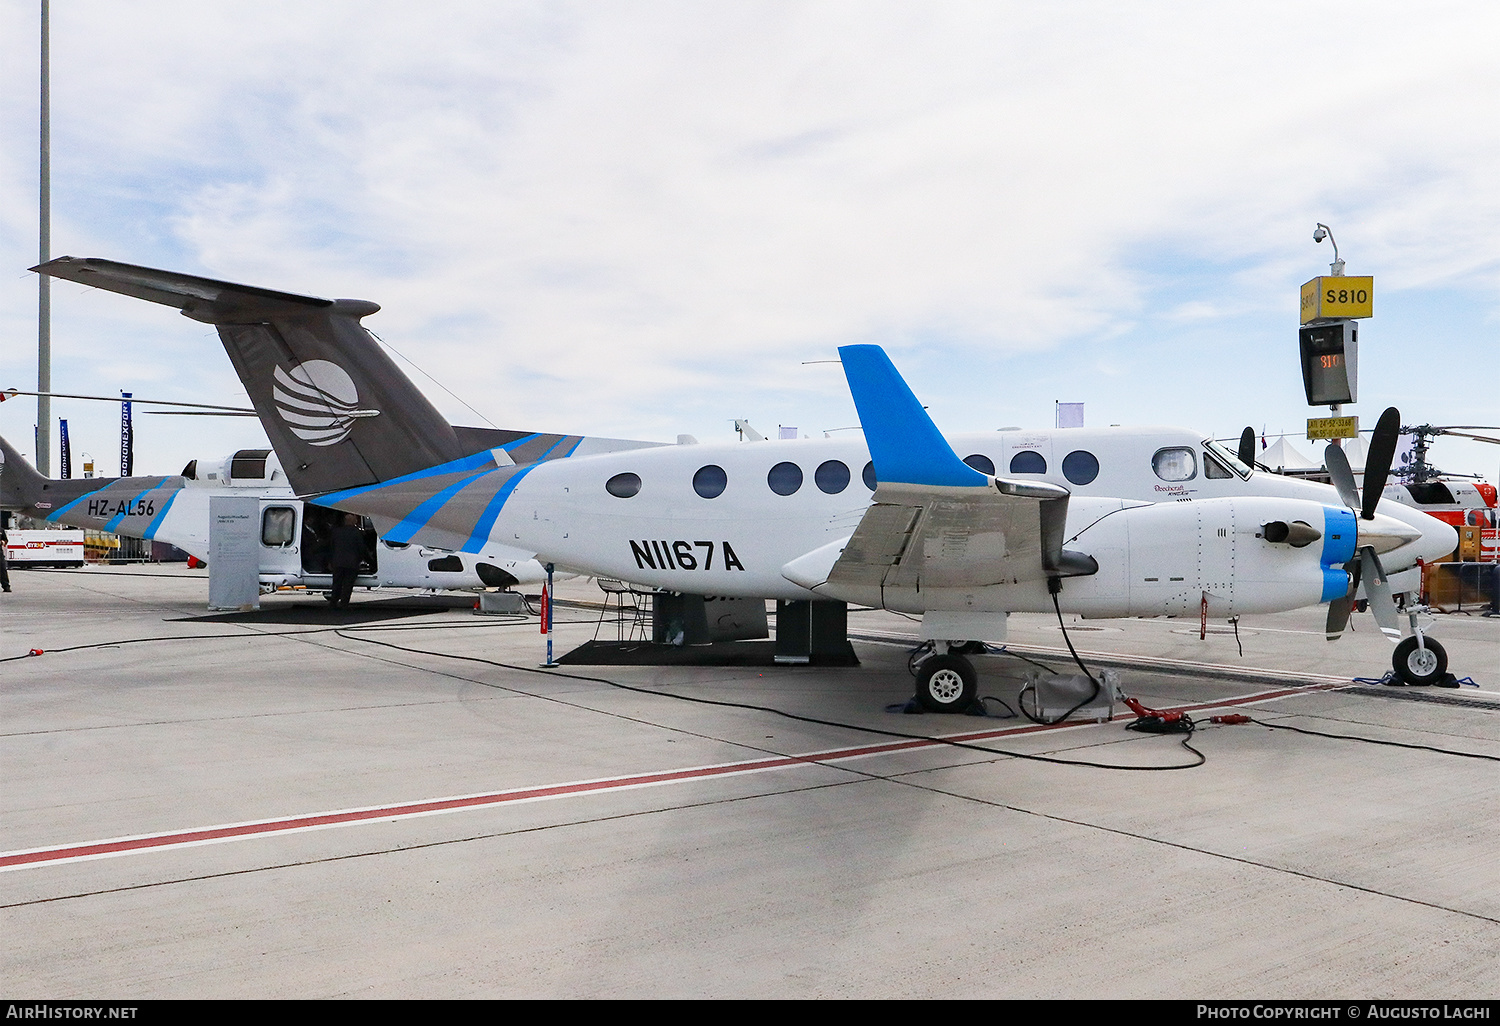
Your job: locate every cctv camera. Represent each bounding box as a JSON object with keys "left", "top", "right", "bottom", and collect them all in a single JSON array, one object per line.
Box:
[{"left": 1313, "top": 227, "right": 1327, "bottom": 243}]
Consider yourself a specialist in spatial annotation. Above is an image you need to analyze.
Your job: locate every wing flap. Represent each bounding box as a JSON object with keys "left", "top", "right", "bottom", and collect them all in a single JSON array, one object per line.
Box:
[{"left": 828, "top": 485, "right": 1059, "bottom": 595}]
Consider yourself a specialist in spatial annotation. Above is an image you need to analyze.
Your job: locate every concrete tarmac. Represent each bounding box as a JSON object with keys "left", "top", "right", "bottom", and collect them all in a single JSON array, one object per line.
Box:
[{"left": 2, "top": 565, "right": 1497, "bottom": 998}]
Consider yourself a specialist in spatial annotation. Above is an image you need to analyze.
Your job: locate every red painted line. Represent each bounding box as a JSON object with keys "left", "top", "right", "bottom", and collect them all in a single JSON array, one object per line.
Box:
[{"left": 0, "top": 684, "right": 1327, "bottom": 872}]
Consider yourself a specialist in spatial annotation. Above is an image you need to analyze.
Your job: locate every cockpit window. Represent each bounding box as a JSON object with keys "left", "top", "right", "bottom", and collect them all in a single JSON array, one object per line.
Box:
[
  {"left": 1203, "top": 439, "right": 1253, "bottom": 479},
  {"left": 1406, "top": 482, "right": 1456, "bottom": 505},
  {"left": 1152, "top": 447, "right": 1197, "bottom": 482},
  {"left": 1204, "top": 452, "right": 1233, "bottom": 479}
]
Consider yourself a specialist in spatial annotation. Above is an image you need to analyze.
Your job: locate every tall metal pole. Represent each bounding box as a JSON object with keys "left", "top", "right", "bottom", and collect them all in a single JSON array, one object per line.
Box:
[{"left": 37, "top": 0, "right": 52, "bottom": 476}]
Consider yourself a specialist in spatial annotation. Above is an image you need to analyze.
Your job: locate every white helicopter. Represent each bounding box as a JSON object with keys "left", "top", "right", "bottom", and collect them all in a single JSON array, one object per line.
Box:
[
  {"left": 34, "top": 257, "right": 1456, "bottom": 705},
  {"left": 0, "top": 437, "right": 561, "bottom": 597}
]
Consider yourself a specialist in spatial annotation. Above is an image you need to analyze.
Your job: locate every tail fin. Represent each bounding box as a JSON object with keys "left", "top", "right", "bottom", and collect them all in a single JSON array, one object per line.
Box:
[
  {"left": 0, "top": 435, "right": 47, "bottom": 511},
  {"left": 34, "top": 256, "right": 469, "bottom": 497}
]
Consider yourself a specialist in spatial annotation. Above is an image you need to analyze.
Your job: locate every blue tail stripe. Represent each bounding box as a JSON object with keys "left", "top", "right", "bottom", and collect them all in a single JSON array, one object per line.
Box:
[
  {"left": 103, "top": 481, "right": 174, "bottom": 532},
  {"left": 838, "top": 344, "right": 987, "bottom": 488},
  {"left": 45, "top": 486, "right": 111, "bottom": 522},
  {"left": 140, "top": 487, "right": 181, "bottom": 540}
]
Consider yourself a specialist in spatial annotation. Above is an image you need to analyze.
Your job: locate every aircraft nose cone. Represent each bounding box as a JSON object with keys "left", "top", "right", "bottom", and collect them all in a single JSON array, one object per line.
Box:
[{"left": 1358, "top": 511, "right": 1423, "bottom": 555}]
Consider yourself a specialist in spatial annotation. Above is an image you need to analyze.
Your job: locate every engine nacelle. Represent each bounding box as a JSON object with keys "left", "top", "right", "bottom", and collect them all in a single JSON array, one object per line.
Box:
[
  {"left": 1105, "top": 496, "right": 1349, "bottom": 618},
  {"left": 863, "top": 496, "right": 1359, "bottom": 619}
]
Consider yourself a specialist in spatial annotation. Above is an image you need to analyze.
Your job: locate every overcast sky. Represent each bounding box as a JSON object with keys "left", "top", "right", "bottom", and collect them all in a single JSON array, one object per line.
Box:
[{"left": 2, "top": 2, "right": 1497, "bottom": 482}]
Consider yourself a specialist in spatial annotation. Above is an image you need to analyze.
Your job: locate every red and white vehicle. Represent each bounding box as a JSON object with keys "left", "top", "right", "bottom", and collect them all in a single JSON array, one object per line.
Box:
[
  {"left": 4, "top": 529, "right": 86, "bottom": 568},
  {"left": 1383, "top": 480, "right": 1498, "bottom": 560}
]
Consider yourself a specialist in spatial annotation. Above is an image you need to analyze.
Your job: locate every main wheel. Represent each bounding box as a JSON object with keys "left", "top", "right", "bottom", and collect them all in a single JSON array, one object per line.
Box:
[
  {"left": 1392, "top": 636, "right": 1447, "bottom": 686},
  {"left": 915, "top": 654, "right": 978, "bottom": 713}
]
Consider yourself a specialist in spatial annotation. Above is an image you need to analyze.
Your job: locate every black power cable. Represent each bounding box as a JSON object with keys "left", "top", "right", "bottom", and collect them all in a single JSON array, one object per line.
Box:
[{"left": 333, "top": 627, "right": 1210, "bottom": 771}]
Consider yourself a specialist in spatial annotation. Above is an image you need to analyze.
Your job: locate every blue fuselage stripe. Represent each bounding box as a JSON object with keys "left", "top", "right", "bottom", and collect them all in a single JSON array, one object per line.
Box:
[
  {"left": 317, "top": 450, "right": 499, "bottom": 505},
  {"left": 317, "top": 435, "right": 583, "bottom": 551},
  {"left": 459, "top": 465, "right": 540, "bottom": 553},
  {"left": 383, "top": 467, "right": 504, "bottom": 545}
]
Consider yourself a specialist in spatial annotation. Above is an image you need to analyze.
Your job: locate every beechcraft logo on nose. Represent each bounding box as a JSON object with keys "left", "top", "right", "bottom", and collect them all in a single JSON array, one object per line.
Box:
[{"left": 273, "top": 360, "right": 366, "bottom": 446}]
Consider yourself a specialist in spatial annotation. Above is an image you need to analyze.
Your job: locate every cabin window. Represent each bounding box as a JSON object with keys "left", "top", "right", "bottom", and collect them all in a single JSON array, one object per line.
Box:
[
  {"left": 1009, "top": 451, "right": 1047, "bottom": 474},
  {"left": 1062, "top": 450, "right": 1100, "bottom": 486},
  {"left": 862, "top": 461, "right": 877, "bottom": 490},
  {"left": 768, "top": 462, "right": 803, "bottom": 496},
  {"left": 963, "top": 454, "right": 995, "bottom": 475},
  {"left": 1152, "top": 447, "right": 1197, "bottom": 482},
  {"left": 261, "top": 506, "right": 297, "bottom": 547},
  {"left": 606, "top": 472, "right": 641, "bottom": 498},
  {"left": 382, "top": 539, "right": 410, "bottom": 550},
  {"left": 1204, "top": 452, "right": 1233, "bottom": 479},
  {"left": 693, "top": 465, "right": 727, "bottom": 499},
  {"left": 815, "top": 460, "right": 850, "bottom": 494},
  {"left": 428, "top": 555, "right": 464, "bottom": 572}
]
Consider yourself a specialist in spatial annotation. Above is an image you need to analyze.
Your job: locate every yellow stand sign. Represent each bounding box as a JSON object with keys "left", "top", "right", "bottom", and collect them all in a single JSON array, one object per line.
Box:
[
  {"left": 1301, "top": 276, "right": 1373, "bottom": 324},
  {"left": 1308, "top": 415, "right": 1359, "bottom": 441}
]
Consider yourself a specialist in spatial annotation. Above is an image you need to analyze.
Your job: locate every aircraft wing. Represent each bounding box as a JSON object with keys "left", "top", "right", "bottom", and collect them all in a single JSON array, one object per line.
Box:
[
  {"left": 788, "top": 345, "right": 1095, "bottom": 599},
  {"left": 829, "top": 478, "right": 1072, "bottom": 591}
]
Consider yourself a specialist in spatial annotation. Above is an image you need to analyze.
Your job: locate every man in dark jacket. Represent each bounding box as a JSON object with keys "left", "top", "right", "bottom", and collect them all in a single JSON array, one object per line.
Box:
[
  {"left": 0, "top": 511, "right": 11, "bottom": 593},
  {"left": 328, "top": 513, "right": 365, "bottom": 608}
]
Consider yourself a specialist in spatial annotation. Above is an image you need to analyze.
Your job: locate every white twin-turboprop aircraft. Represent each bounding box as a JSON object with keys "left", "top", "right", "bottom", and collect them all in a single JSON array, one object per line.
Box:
[{"left": 34, "top": 257, "right": 1456, "bottom": 708}]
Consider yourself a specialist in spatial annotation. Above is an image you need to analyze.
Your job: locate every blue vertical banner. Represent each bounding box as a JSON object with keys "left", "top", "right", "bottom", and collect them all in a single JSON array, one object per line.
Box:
[
  {"left": 119, "top": 392, "right": 133, "bottom": 477},
  {"left": 59, "top": 418, "right": 71, "bottom": 479}
]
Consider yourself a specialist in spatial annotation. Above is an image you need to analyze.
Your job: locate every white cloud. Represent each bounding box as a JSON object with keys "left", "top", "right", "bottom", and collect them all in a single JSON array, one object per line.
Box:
[{"left": 2, "top": 1, "right": 1498, "bottom": 476}]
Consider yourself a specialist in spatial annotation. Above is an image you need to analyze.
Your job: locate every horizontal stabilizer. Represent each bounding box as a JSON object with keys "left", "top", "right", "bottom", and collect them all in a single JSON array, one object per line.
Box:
[
  {"left": 33, "top": 256, "right": 350, "bottom": 323},
  {"left": 35, "top": 256, "right": 467, "bottom": 497}
]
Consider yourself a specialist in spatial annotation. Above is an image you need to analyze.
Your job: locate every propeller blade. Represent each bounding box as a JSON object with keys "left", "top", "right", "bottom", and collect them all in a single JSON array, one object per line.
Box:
[
  {"left": 1324, "top": 443, "right": 1361, "bottom": 512},
  {"left": 1361, "top": 407, "right": 1401, "bottom": 520},
  {"left": 1325, "top": 594, "right": 1352, "bottom": 641},
  {"left": 1325, "top": 559, "right": 1359, "bottom": 641},
  {"left": 1238, "top": 427, "right": 1256, "bottom": 467},
  {"left": 1359, "top": 547, "right": 1402, "bottom": 640}
]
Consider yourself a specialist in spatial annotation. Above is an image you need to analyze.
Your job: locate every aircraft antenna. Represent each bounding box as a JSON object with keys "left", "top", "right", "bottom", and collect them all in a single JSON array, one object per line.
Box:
[{"left": 367, "top": 329, "right": 499, "bottom": 429}]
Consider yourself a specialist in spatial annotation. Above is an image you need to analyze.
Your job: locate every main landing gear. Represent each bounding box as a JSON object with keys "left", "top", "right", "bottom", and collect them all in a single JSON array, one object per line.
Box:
[{"left": 910, "top": 642, "right": 980, "bottom": 713}]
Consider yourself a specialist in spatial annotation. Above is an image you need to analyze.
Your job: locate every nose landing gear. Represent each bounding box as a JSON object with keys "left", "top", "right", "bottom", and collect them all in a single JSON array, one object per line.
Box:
[
  {"left": 1392, "top": 635, "right": 1448, "bottom": 686},
  {"left": 1387, "top": 596, "right": 1451, "bottom": 686}
]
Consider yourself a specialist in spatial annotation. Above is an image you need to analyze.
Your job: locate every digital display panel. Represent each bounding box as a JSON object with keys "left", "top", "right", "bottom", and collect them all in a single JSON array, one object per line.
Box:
[{"left": 1299, "top": 321, "right": 1357, "bottom": 405}]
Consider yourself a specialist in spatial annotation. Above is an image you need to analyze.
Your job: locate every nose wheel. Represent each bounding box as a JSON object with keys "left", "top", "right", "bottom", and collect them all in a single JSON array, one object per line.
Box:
[
  {"left": 914, "top": 653, "right": 978, "bottom": 713},
  {"left": 1392, "top": 636, "right": 1447, "bottom": 686}
]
